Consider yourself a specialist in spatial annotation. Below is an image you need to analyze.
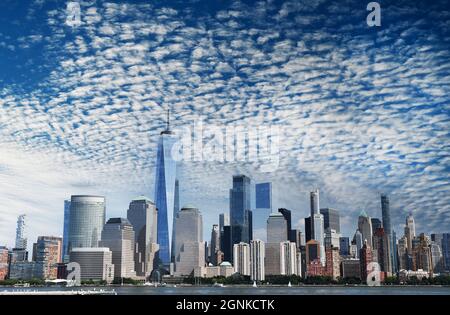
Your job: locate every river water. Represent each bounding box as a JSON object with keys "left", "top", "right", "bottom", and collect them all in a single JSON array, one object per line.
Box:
[{"left": 1, "top": 285, "right": 450, "bottom": 295}]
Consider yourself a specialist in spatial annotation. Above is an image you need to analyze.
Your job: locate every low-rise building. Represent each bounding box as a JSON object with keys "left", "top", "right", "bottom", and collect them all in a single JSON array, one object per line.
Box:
[{"left": 70, "top": 247, "right": 114, "bottom": 283}]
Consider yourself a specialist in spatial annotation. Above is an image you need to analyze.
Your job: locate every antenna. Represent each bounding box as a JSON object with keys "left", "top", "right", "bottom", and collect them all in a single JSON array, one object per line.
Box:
[{"left": 166, "top": 108, "right": 170, "bottom": 131}]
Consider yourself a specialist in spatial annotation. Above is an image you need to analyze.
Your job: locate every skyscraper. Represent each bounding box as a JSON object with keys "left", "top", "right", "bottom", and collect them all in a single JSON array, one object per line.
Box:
[
  {"left": 278, "top": 208, "right": 294, "bottom": 241},
  {"left": 230, "top": 175, "right": 252, "bottom": 249},
  {"left": 173, "top": 205, "right": 204, "bottom": 276},
  {"left": 441, "top": 234, "right": 450, "bottom": 271},
  {"left": 354, "top": 230, "right": 363, "bottom": 259},
  {"left": 313, "top": 213, "right": 325, "bottom": 266},
  {"left": 34, "top": 236, "right": 62, "bottom": 280},
  {"left": 381, "top": 194, "right": 396, "bottom": 274},
  {"left": 339, "top": 237, "right": 350, "bottom": 256},
  {"left": 255, "top": 183, "right": 272, "bottom": 241},
  {"left": 304, "top": 216, "right": 312, "bottom": 242},
  {"left": 373, "top": 228, "right": 392, "bottom": 275},
  {"left": 154, "top": 111, "right": 178, "bottom": 266},
  {"left": 267, "top": 213, "right": 288, "bottom": 244},
  {"left": 219, "top": 213, "right": 232, "bottom": 263},
  {"left": 320, "top": 208, "right": 340, "bottom": 233},
  {"left": 280, "top": 241, "right": 298, "bottom": 276},
  {"left": 360, "top": 241, "right": 373, "bottom": 283},
  {"left": 62, "top": 200, "right": 71, "bottom": 262},
  {"left": 309, "top": 189, "right": 320, "bottom": 238},
  {"left": 371, "top": 218, "right": 382, "bottom": 232},
  {"left": 100, "top": 218, "right": 136, "bottom": 279},
  {"left": 68, "top": 195, "right": 106, "bottom": 252},
  {"left": 233, "top": 242, "right": 250, "bottom": 276},
  {"left": 210, "top": 224, "right": 220, "bottom": 265},
  {"left": 357, "top": 210, "right": 373, "bottom": 248},
  {"left": 127, "top": 196, "right": 158, "bottom": 277},
  {"left": 15, "top": 214, "right": 27, "bottom": 250},
  {"left": 250, "top": 240, "right": 265, "bottom": 281},
  {"left": 405, "top": 213, "right": 416, "bottom": 251}
]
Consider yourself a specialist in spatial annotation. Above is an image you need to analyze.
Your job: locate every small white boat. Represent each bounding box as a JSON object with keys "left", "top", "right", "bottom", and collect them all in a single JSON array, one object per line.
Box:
[
  {"left": 252, "top": 281, "right": 257, "bottom": 288},
  {"left": 213, "top": 283, "right": 224, "bottom": 287},
  {"left": 288, "top": 281, "right": 292, "bottom": 287}
]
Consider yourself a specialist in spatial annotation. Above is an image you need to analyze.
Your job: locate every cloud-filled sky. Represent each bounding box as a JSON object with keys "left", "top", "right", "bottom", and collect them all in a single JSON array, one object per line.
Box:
[{"left": 0, "top": 0, "right": 449, "bottom": 250}]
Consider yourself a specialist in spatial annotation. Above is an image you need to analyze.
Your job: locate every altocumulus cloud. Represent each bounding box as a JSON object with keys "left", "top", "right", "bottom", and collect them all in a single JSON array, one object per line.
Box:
[{"left": 0, "top": 0, "right": 449, "bottom": 246}]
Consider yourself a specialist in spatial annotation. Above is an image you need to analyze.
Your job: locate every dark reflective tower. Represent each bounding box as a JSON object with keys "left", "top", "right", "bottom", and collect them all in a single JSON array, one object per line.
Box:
[{"left": 154, "top": 110, "right": 178, "bottom": 267}]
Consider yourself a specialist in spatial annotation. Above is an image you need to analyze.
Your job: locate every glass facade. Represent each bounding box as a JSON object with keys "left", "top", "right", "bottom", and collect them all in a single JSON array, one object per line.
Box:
[
  {"left": 320, "top": 208, "right": 340, "bottom": 234},
  {"left": 127, "top": 196, "right": 157, "bottom": 276},
  {"left": 68, "top": 195, "right": 105, "bottom": 252},
  {"left": 154, "top": 131, "right": 178, "bottom": 266},
  {"left": 254, "top": 183, "right": 272, "bottom": 241},
  {"left": 62, "top": 200, "right": 71, "bottom": 262},
  {"left": 230, "top": 175, "right": 252, "bottom": 247}
]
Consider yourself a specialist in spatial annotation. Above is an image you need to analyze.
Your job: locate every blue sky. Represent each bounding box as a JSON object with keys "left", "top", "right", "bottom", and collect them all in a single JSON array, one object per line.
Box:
[{"left": 0, "top": 0, "right": 449, "bottom": 249}]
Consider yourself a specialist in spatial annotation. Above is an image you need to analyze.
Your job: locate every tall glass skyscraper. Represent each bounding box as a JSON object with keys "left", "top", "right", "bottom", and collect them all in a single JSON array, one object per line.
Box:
[
  {"left": 254, "top": 183, "right": 272, "bottom": 241},
  {"left": 68, "top": 195, "right": 105, "bottom": 252},
  {"left": 62, "top": 200, "right": 71, "bottom": 262},
  {"left": 230, "top": 175, "right": 252, "bottom": 249},
  {"left": 381, "top": 194, "right": 392, "bottom": 235},
  {"left": 15, "top": 214, "right": 27, "bottom": 250},
  {"left": 320, "top": 208, "right": 340, "bottom": 234},
  {"left": 127, "top": 196, "right": 158, "bottom": 276},
  {"left": 154, "top": 115, "right": 178, "bottom": 266}
]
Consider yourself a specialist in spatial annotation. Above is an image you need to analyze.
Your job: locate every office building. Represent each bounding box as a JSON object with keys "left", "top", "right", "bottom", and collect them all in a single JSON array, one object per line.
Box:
[
  {"left": 210, "top": 224, "right": 220, "bottom": 265},
  {"left": 230, "top": 175, "right": 252, "bottom": 249},
  {"left": 354, "top": 230, "right": 363, "bottom": 259},
  {"left": 430, "top": 242, "right": 444, "bottom": 273},
  {"left": 174, "top": 205, "right": 204, "bottom": 276},
  {"left": 324, "top": 228, "right": 340, "bottom": 249},
  {"left": 339, "top": 237, "right": 350, "bottom": 256},
  {"left": 100, "top": 218, "right": 136, "bottom": 279},
  {"left": 0, "top": 246, "right": 8, "bottom": 280},
  {"left": 305, "top": 240, "right": 320, "bottom": 265},
  {"left": 413, "top": 233, "right": 433, "bottom": 273},
  {"left": 309, "top": 189, "right": 320, "bottom": 239},
  {"left": 62, "top": 200, "right": 71, "bottom": 262},
  {"left": 373, "top": 228, "right": 392, "bottom": 275},
  {"left": 398, "top": 236, "right": 409, "bottom": 270},
  {"left": 154, "top": 112, "right": 178, "bottom": 266},
  {"left": 341, "top": 259, "right": 361, "bottom": 279},
  {"left": 380, "top": 194, "right": 392, "bottom": 236},
  {"left": 70, "top": 248, "right": 114, "bottom": 283},
  {"left": 442, "top": 234, "right": 450, "bottom": 271},
  {"left": 222, "top": 225, "right": 232, "bottom": 263},
  {"left": 255, "top": 183, "right": 272, "bottom": 241},
  {"left": 127, "top": 196, "right": 158, "bottom": 277},
  {"left": 325, "top": 247, "right": 340, "bottom": 280},
  {"left": 233, "top": 242, "right": 250, "bottom": 276},
  {"left": 267, "top": 213, "right": 288, "bottom": 244},
  {"left": 280, "top": 241, "right": 298, "bottom": 276},
  {"left": 360, "top": 241, "right": 373, "bottom": 282},
  {"left": 305, "top": 216, "right": 312, "bottom": 242},
  {"left": 313, "top": 213, "right": 325, "bottom": 266},
  {"left": 358, "top": 210, "right": 373, "bottom": 248},
  {"left": 8, "top": 262, "right": 36, "bottom": 280},
  {"left": 250, "top": 240, "right": 265, "bottom": 281},
  {"left": 320, "top": 208, "right": 340, "bottom": 233},
  {"left": 15, "top": 214, "right": 27, "bottom": 250},
  {"left": 405, "top": 213, "right": 416, "bottom": 251},
  {"left": 371, "top": 218, "right": 382, "bottom": 232},
  {"left": 68, "top": 195, "right": 106, "bottom": 252},
  {"left": 278, "top": 208, "right": 294, "bottom": 241},
  {"left": 194, "top": 262, "right": 235, "bottom": 278},
  {"left": 34, "top": 236, "right": 62, "bottom": 280}
]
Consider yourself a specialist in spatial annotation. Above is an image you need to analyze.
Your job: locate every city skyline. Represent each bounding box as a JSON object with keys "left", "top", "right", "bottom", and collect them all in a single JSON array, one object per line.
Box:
[{"left": 0, "top": 0, "right": 449, "bottom": 252}]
